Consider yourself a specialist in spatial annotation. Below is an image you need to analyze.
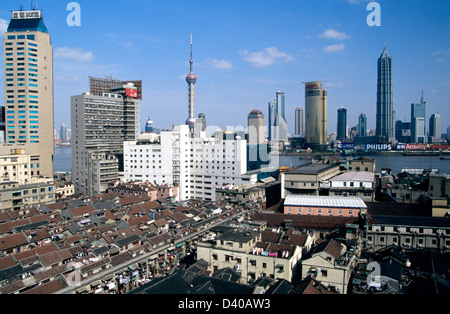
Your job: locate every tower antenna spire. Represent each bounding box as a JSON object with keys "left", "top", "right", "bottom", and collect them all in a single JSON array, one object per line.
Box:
[{"left": 190, "top": 33, "right": 193, "bottom": 73}]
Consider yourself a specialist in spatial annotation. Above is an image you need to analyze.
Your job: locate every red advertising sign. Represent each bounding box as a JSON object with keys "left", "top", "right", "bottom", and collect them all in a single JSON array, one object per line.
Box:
[
  {"left": 429, "top": 144, "right": 450, "bottom": 150},
  {"left": 305, "top": 83, "right": 321, "bottom": 90},
  {"left": 405, "top": 144, "right": 427, "bottom": 151},
  {"left": 125, "top": 88, "right": 138, "bottom": 98}
]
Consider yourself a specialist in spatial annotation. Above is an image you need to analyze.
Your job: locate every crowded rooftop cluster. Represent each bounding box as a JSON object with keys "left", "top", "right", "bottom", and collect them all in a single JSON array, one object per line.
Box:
[{"left": 0, "top": 189, "right": 264, "bottom": 294}]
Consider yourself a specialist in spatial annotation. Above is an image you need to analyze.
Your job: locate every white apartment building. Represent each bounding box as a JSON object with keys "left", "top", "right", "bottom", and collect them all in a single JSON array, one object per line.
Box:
[{"left": 123, "top": 124, "right": 257, "bottom": 201}]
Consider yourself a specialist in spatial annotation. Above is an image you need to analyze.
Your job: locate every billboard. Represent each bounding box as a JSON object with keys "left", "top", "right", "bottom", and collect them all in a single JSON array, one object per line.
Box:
[
  {"left": 428, "top": 144, "right": 450, "bottom": 150},
  {"left": 12, "top": 10, "right": 42, "bottom": 19},
  {"left": 361, "top": 143, "right": 392, "bottom": 151},
  {"left": 405, "top": 144, "right": 427, "bottom": 151},
  {"left": 337, "top": 143, "right": 354, "bottom": 150},
  {"left": 305, "top": 82, "right": 322, "bottom": 90},
  {"left": 125, "top": 88, "right": 138, "bottom": 98}
]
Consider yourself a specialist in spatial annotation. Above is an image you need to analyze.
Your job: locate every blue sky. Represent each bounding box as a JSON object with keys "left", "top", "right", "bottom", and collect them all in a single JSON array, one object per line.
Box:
[{"left": 1, "top": 0, "right": 449, "bottom": 136}]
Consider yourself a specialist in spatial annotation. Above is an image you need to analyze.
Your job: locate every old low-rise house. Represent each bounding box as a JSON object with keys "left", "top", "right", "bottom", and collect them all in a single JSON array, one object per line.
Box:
[
  {"left": 197, "top": 222, "right": 311, "bottom": 284},
  {"left": 328, "top": 171, "right": 376, "bottom": 202},
  {"left": 365, "top": 215, "right": 450, "bottom": 252},
  {"left": 281, "top": 163, "right": 341, "bottom": 197},
  {"left": 301, "top": 239, "right": 359, "bottom": 294},
  {"left": 0, "top": 181, "right": 56, "bottom": 212},
  {"left": 0, "top": 232, "right": 29, "bottom": 255}
]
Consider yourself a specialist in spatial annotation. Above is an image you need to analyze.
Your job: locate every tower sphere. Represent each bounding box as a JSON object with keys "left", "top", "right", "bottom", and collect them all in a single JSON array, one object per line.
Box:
[
  {"left": 185, "top": 117, "right": 196, "bottom": 126},
  {"left": 186, "top": 73, "right": 197, "bottom": 84}
]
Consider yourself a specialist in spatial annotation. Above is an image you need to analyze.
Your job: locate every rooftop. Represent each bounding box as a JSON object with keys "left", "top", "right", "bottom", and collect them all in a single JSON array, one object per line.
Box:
[
  {"left": 285, "top": 195, "right": 367, "bottom": 209},
  {"left": 368, "top": 215, "right": 450, "bottom": 228},
  {"left": 330, "top": 171, "right": 375, "bottom": 182},
  {"left": 7, "top": 17, "right": 48, "bottom": 34},
  {"left": 287, "top": 163, "right": 338, "bottom": 175}
]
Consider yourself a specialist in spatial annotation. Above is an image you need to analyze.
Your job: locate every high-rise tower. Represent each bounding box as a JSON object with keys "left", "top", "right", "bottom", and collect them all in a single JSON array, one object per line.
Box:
[
  {"left": 2, "top": 9, "right": 54, "bottom": 178},
  {"left": 295, "top": 107, "right": 304, "bottom": 137},
  {"left": 248, "top": 109, "right": 265, "bottom": 145},
  {"left": 185, "top": 34, "right": 197, "bottom": 132},
  {"left": 268, "top": 91, "right": 288, "bottom": 144},
  {"left": 305, "top": 81, "right": 327, "bottom": 150},
  {"left": 376, "top": 47, "right": 394, "bottom": 143},
  {"left": 429, "top": 113, "right": 441, "bottom": 143},
  {"left": 358, "top": 113, "right": 367, "bottom": 137},
  {"left": 337, "top": 108, "right": 347, "bottom": 141},
  {"left": 411, "top": 92, "right": 427, "bottom": 143},
  {"left": 71, "top": 83, "right": 140, "bottom": 195}
]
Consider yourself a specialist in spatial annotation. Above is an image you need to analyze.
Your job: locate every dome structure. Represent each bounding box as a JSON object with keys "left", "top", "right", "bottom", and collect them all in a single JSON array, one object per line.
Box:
[
  {"left": 185, "top": 117, "right": 196, "bottom": 127},
  {"left": 186, "top": 73, "right": 197, "bottom": 84}
]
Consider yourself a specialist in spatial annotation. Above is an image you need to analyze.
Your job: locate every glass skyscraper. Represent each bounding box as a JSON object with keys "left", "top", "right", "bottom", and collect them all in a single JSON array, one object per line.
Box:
[
  {"left": 295, "top": 107, "right": 304, "bottom": 137},
  {"left": 411, "top": 94, "right": 427, "bottom": 143},
  {"left": 268, "top": 91, "right": 288, "bottom": 144},
  {"left": 376, "top": 47, "right": 394, "bottom": 143},
  {"left": 337, "top": 108, "right": 347, "bottom": 141},
  {"left": 358, "top": 113, "right": 367, "bottom": 137},
  {"left": 429, "top": 113, "right": 441, "bottom": 143}
]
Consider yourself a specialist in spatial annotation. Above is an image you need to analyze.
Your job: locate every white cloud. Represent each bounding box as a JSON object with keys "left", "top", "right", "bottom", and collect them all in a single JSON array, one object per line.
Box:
[
  {"left": 0, "top": 18, "right": 8, "bottom": 37},
  {"left": 203, "top": 57, "right": 233, "bottom": 70},
  {"left": 323, "top": 44, "right": 346, "bottom": 52},
  {"left": 320, "top": 28, "right": 351, "bottom": 40},
  {"left": 54, "top": 47, "right": 94, "bottom": 62},
  {"left": 240, "top": 46, "right": 294, "bottom": 68},
  {"left": 433, "top": 48, "right": 450, "bottom": 63},
  {"left": 327, "top": 81, "right": 345, "bottom": 87}
]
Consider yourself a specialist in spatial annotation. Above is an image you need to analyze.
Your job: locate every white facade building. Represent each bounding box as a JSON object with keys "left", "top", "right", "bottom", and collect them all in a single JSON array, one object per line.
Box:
[{"left": 123, "top": 124, "right": 257, "bottom": 201}]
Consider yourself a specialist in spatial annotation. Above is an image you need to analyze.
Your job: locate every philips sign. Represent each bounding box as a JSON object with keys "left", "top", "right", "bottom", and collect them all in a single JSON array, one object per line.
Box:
[{"left": 362, "top": 144, "right": 392, "bottom": 151}]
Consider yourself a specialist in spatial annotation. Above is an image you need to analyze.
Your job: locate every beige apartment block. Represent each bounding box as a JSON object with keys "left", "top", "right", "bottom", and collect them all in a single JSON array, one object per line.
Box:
[
  {"left": 197, "top": 222, "right": 311, "bottom": 284},
  {"left": 0, "top": 149, "right": 32, "bottom": 184},
  {"left": 301, "top": 239, "right": 359, "bottom": 294},
  {"left": 0, "top": 180, "right": 56, "bottom": 211},
  {"left": 3, "top": 10, "right": 54, "bottom": 179}
]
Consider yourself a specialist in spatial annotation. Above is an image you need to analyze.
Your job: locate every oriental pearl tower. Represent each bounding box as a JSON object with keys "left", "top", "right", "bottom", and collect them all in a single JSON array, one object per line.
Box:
[{"left": 185, "top": 34, "right": 197, "bottom": 134}]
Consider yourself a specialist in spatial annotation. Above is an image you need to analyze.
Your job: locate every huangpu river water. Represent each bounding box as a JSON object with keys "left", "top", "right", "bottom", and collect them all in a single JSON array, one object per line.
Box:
[{"left": 53, "top": 145, "right": 450, "bottom": 175}]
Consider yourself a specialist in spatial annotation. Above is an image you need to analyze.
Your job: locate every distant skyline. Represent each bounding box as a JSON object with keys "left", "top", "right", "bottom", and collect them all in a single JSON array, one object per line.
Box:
[{"left": 1, "top": 0, "right": 449, "bottom": 136}]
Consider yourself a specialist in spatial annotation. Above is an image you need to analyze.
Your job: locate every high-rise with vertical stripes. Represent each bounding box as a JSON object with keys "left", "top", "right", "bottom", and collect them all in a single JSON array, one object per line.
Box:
[
  {"left": 2, "top": 9, "right": 54, "bottom": 179},
  {"left": 376, "top": 47, "right": 394, "bottom": 143}
]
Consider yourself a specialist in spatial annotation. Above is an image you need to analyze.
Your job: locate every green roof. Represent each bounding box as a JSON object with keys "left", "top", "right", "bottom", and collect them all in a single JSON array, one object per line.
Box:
[{"left": 7, "top": 18, "right": 48, "bottom": 33}]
